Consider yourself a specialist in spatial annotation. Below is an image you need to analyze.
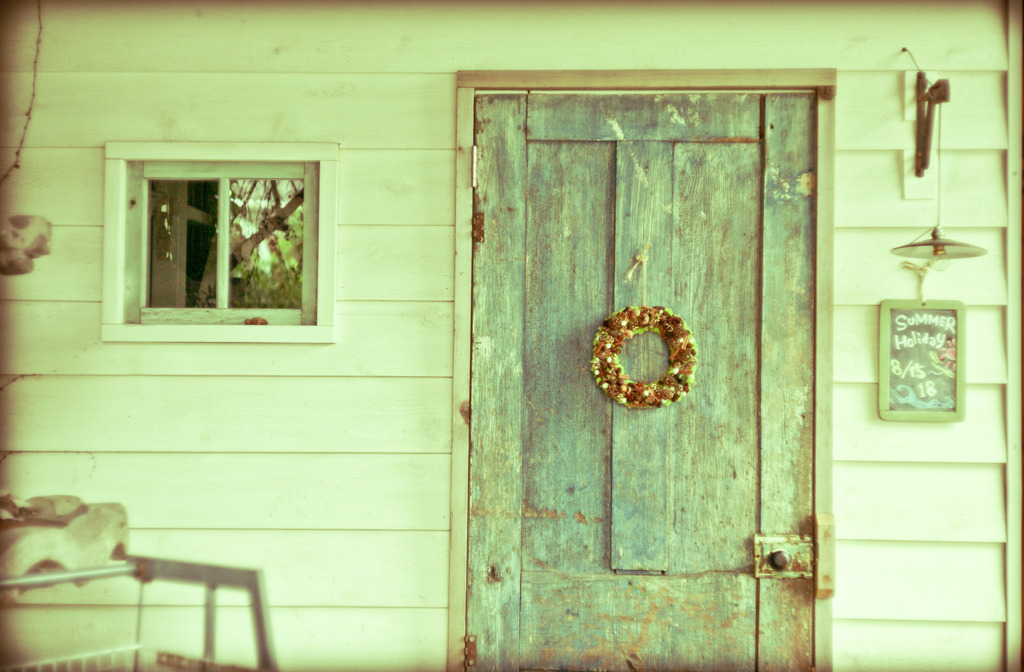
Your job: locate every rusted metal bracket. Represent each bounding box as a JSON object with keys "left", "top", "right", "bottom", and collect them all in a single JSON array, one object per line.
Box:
[
  {"left": 464, "top": 634, "right": 478, "bottom": 667},
  {"left": 913, "top": 72, "right": 950, "bottom": 177},
  {"left": 472, "top": 213, "right": 485, "bottom": 244},
  {"left": 753, "top": 515, "right": 836, "bottom": 599},
  {"left": 815, "top": 513, "right": 836, "bottom": 599},
  {"left": 753, "top": 534, "right": 814, "bottom": 578}
]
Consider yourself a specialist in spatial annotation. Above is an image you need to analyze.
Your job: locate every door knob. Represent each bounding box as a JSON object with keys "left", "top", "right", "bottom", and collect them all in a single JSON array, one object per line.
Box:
[{"left": 768, "top": 549, "right": 791, "bottom": 570}]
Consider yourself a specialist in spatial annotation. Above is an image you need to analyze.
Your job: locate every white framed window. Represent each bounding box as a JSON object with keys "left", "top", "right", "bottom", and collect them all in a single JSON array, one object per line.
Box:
[{"left": 102, "top": 143, "right": 337, "bottom": 343}]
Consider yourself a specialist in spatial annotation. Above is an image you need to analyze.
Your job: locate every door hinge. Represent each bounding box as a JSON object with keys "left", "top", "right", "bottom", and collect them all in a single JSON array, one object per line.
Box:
[
  {"left": 472, "top": 212, "right": 485, "bottom": 244},
  {"left": 463, "top": 635, "right": 477, "bottom": 667},
  {"left": 471, "top": 145, "right": 478, "bottom": 189}
]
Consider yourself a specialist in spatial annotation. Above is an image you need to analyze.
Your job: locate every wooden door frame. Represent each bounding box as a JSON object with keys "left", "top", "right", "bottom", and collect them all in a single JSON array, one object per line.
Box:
[{"left": 448, "top": 69, "right": 837, "bottom": 672}]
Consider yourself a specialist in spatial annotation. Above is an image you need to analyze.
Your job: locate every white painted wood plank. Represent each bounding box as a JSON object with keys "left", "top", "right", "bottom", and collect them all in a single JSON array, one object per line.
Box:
[
  {"left": 834, "top": 461, "right": 1006, "bottom": 542},
  {"left": 1005, "top": 8, "right": 1023, "bottom": 672},
  {"left": 941, "top": 149, "right": 1010, "bottom": 228},
  {"left": 833, "top": 540, "right": 1005, "bottom": 621},
  {"left": 1, "top": 375, "right": 452, "bottom": 454},
  {"left": 834, "top": 227, "right": 1007, "bottom": 306},
  {"left": 834, "top": 304, "right": 1006, "bottom": 384},
  {"left": 835, "top": 150, "right": 1007, "bottom": 229},
  {"left": 101, "top": 324, "right": 337, "bottom": 344},
  {"left": 337, "top": 226, "right": 453, "bottom": 302},
  {"left": 338, "top": 150, "right": 454, "bottom": 226},
  {"left": 0, "top": 605, "right": 447, "bottom": 672},
  {"left": 2, "top": 226, "right": 454, "bottom": 303},
  {"left": 101, "top": 158, "right": 134, "bottom": 327},
  {"left": 836, "top": 70, "right": 1008, "bottom": 150},
  {"left": 0, "top": 225, "right": 100, "bottom": 301},
  {"left": 0, "top": 452, "right": 451, "bottom": 531},
  {"left": 316, "top": 163, "right": 338, "bottom": 328},
  {"left": 833, "top": 619, "right": 1004, "bottom": 672},
  {"left": 0, "top": 73, "right": 455, "bottom": 150},
  {"left": 266, "top": 606, "right": 448, "bottom": 672},
  {"left": 446, "top": 86, "right": 474, "bottom": 672},
  {"left": 0, "top": 1, "right": 1008, "bottom": 73},
  {"left": 12, "top": 530, "right": 449, "bottom": 608},
  {"left": 107, "top": 142, "right": 338, "bottom": 162},
  {"left": 839, "top": 149, "right": 937, "bottom": 228},
  {"left": 0, "top": 148, "right": 103, "bottom": 227},
  {"left": 815, "top": 81, "right": 838, "bottom": 672},
  {"left": 833, "top": 383, "right": 1006, "bottom": 463},
  {"left": 1, "top": 300, "right": 453, "bottom": 377}
]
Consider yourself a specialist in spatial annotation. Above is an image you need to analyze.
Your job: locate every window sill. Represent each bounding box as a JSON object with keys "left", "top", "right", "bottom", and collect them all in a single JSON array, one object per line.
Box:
[{"left": 101, "top": 324, "right": 337, "bottom": 344}]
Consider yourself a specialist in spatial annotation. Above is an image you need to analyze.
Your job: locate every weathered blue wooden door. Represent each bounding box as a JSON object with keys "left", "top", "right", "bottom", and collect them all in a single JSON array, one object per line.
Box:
[{"left": 468, "top": 92, "right": 816, "bottom": 671}]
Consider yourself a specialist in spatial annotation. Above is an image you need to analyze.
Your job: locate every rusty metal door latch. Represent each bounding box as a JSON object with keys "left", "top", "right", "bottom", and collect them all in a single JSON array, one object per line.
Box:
[
  {"left": 754, "top": 534, "right": 813, "bottom": 578},
  {"left": 754, "top": 513, "right": 836, "bottom": 599}
]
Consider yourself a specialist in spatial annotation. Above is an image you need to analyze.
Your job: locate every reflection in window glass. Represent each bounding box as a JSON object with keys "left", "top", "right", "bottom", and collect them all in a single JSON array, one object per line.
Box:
[
  {"left": 148, "top": 180, "right": 218, "bottom": 308},
  {"left": 229, "top": 179, "right": 303, "bottom": 309},
  {"left": 147, "top": 178, "right": 304, "bottom": 310}
]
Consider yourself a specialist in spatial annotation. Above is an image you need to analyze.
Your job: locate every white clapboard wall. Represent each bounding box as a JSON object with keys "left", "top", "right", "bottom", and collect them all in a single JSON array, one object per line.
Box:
[{"left": 0, "top": 2, "right": 1018, "bottom": 671}]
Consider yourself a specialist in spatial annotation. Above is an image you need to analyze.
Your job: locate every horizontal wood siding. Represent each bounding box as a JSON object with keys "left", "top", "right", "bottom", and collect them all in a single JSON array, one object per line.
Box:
[
  {"left": 11, "top": 530, "right": 449, "bottom": 608},
  {"left": 1, "top": 376, "right": 452, "bottom": 453},
  {"left": 833, "top": 620, "right": 1005, "bottom": 672},
  {"left": 1, "top": 301, "right": 453, "bottom": 376},
  {"left": 0, "top": 2, "right": 1007, "bottom": 73},
  {"left": 835, "top": 150, "right": 1007, "bottom": 229},
  {"left": 834, "top": 541, "right": 1006, "bottom": 622},
  {"left": 0, "top": 606, "right": 447, "bottom": 672},
  {"left": 834, "top": 462, "right": 1006, "bottom": 542},
  {"left": 0, "top": 453, "right": 451, "bottom": 530},
  {"left": 0, "top": 73, "right": 456, "bottom": 149},
  {"left": 826, "top": 7, "right": 1014, "bottom": 668},
  {"left": 0, "top": 1, "right": 1015, "bottom": 670},
  {"left": 833, "top": 383, "right": 1006, "bottom": 463}
]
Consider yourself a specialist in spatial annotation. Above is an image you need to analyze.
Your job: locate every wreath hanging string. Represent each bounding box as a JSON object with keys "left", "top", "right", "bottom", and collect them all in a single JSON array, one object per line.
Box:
[{"left": 590, "top": 243, "right": 698, "bottom": 408}]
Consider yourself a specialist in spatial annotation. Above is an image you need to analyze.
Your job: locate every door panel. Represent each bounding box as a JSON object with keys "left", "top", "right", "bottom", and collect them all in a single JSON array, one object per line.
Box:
[
  {"left": 523, "top": 139, "right": 613, "bottom": 576},
  {"left": 469, "top": 91, "right": 816, "bottom": 671},
  {"left": 757, "top": 93, "right": 817, "bottom": 672},
  {"left": 526, "top": 93, "right": 761, "bottom": 141},
  {"left": 469, "top": 94, "right": 528, "bottom": 671},
  {"left": 520, "top": 573, "right": 756, "bottom": 670},
  {"left": 670, "top": 141, "right": 762, "bottom": 577},
  {"left": 610, "top": 140, "right": 674, "bottom": 573}
]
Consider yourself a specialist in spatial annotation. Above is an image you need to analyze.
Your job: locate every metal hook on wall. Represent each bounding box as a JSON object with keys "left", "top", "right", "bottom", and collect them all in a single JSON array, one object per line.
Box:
[{"left": 903, "top": 48, "right": 950, "bottom": 177}]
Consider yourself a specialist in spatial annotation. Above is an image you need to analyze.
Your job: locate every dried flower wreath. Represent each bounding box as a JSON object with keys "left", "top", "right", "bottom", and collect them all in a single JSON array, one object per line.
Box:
[{"left": 591, "top": 306, "right": 698, "bottom": 408}]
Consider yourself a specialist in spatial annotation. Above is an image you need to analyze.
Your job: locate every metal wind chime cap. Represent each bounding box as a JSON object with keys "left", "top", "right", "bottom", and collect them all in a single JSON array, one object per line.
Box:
[{"left": 890, "top": 226, "right": 989, "bottom": 260}]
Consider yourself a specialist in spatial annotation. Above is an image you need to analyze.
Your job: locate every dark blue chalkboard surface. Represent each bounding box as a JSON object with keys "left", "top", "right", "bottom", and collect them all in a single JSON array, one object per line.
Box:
[{"left": 879, "top": 299, "right": 965, "bottom": 421}]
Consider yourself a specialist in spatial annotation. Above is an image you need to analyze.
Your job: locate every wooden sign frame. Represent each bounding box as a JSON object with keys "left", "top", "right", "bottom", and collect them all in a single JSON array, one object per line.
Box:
[{"left": 879, "top": 299, "right": 965, "bottom": 422}]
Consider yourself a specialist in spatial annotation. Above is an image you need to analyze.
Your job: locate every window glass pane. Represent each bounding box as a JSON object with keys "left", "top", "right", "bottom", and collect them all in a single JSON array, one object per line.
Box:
[
  {"left": 229, "top": 178, "right": 304, "bottom": 310},
  {"left": 148, "top": 180, "right": 218, "bottom": 308}
]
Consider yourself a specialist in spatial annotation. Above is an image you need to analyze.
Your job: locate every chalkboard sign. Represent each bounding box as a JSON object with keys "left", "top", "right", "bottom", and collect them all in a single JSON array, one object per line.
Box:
[{"left": 879, "top": 299, "right": 965, "bottom": 422}]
